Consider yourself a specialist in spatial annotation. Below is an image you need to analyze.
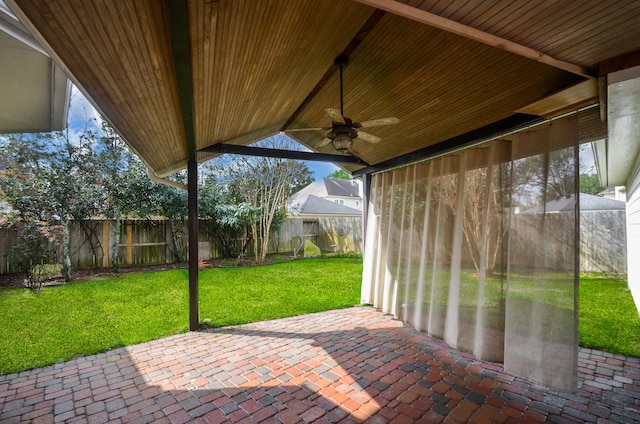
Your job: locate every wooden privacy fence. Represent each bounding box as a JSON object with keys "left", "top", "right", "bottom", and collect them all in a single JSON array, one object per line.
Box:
[
  {"left": 579, "top": 210, "right": 627, "bottom": 274},
  {"left": 0, "top": 217, "right": 363, "bottom": 275},
  {"left": 2, "top": 211, "right": 622, "bottom": 275},
  {"left": 509, "top": 210, "right": 627, "bottom": 274}
]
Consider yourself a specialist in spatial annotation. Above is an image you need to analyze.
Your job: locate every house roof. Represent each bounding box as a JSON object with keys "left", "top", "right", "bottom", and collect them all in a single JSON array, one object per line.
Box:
[
  {"left": 4, "top": 1, "right": 640, "bottom": 177},
  {"left": 323, "top": 178, "right": 361, "bottom": 198},
  {"left": 522, "top": 193, "right": 626, "bottom": 214},
  {"left": 296, "top": 195, "right": 361, "bottom": 217},
  {"left": 289, "top": 179, "right": 362, "bottom": 214}
]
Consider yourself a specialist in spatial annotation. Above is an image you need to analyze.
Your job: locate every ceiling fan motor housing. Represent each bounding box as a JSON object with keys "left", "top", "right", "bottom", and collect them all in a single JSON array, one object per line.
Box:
[{"left": 328, "top": 124, "right": 358, "bottom": 140}]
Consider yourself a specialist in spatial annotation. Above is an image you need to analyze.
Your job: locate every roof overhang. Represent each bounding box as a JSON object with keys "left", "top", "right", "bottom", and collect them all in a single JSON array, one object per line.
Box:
[
  {"left": 593, "top": 65, "right": 640, "bottom": 192},
  {"left": 4, "top": 0, "right": 640, "bottom": 176},
  {"left": 0, "top": 1, "right": 70, "bottom": 134}
]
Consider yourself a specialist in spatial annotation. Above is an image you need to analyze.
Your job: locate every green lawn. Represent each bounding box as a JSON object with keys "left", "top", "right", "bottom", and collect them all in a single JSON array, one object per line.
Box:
[
  {"left": 1, "top": 259, "right": 638, "bottom": 375},
  {"left": 579, "top": 274, "right": 640, "bottom": 357},
  {"left": 0, "top": 257, "right": 362, "bottom": 375}
]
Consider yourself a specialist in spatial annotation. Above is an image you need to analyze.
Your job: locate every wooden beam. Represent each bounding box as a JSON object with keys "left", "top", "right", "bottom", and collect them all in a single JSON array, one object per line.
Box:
[
  {"left": 353, "top": 0, "right": 594, "bottom": 79},
  {"left": 200, "top": 143, "right": 369, "bottom": 165},
  {"left": 598, "top": 49, "right": 640, "bottom": 76},
  {"left": 352, "top": 113, "right": 543, "bottom": 176},
  {"left": 516, "top": 80, "right": 598, "bottom": 118}
]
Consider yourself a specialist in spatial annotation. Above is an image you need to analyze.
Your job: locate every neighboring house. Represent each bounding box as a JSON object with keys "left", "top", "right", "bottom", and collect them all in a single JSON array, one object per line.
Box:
[
  {"left": 290, "top": 194, "right": 361, "bottom": 218},
  {"left": 287, "top": 180, "right": 363, "bottom": 254},
  {"left": 598, "top": 186, "right": 627, "bottom": 202},
  {"left": 521, "top": 192, "right": 626, "bottom": 214},
  {"left": 289, "top": 177, "right": 363, "bottom": 214}
]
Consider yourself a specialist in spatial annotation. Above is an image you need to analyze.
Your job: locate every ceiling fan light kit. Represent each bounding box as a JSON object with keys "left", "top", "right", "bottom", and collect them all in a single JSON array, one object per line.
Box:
[
  {"left": 286, "top": 55, "right": 399, "bottom": 154},
  {"left": 331, "top": 133, "right": 353, "bottom": 153}
]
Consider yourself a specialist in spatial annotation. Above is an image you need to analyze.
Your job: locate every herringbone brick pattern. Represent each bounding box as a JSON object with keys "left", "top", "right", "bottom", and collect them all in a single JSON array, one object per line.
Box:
[{"left": 1, "top": 307, "right": 638, "bottom": 423}]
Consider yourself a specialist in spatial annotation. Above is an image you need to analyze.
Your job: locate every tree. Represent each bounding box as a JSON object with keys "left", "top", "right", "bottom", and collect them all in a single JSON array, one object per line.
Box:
[
  {"left": 98, "top": 121, "right": 189, "bottom": 268},
  {"left": 545, "top": 148, "right": 576, "bottom": 200},
  {"left": 218, "top": 135, "right": 314, "bottom": 264},
  {"left": 327, "top": 169, "right": 350, "bottom": 180},
  {"left": 9, "top": 220, "right": 61, "bottom": 290},
  {"left": 152, "top": 172, "right": 188, "bottom": 262},
  {"left": 288, "top": 163, "right": 314, "bottom": 196},
  {"left": 436, "top": 163, "right": 509, "bottom": 275},
  {"left": 98, "top": 123, "right": 151, "bottom": 271},
  {"left": 199, "top": 167, "right": 260, "bottom": 258},
  {"left": 511, "top": 146, "right": 577, "bottom": 209},
  {"left": 580, "top": 173, "right": 604, "bottom": 195},
  {"left": 0, "top": 128, "right": 100, "bottom": 281}
]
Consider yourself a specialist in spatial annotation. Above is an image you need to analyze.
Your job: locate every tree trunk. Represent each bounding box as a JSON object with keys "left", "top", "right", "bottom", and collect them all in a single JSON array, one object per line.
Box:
[
  {"left": 169, "top": 220, "right": 184, "bottom": 262},
  {"left": 111, "top": 218, "right": 121, "bottom": 273},
  {"left": 252, "top": 222, "right": 259, "bottom": 264},
  {"left": 61, "top": 219, "right": 72, "bottom": 282}
]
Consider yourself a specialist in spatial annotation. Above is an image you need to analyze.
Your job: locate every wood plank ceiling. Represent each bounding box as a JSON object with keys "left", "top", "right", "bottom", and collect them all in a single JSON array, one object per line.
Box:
[{"left": 6, "top": 0, "right": 640, "bottom": 176}]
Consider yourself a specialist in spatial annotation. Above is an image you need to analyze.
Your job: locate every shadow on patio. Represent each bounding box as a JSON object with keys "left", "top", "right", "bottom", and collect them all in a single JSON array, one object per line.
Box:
[{"left": 0, "top": 307, "right": 638, "bottom": 423}]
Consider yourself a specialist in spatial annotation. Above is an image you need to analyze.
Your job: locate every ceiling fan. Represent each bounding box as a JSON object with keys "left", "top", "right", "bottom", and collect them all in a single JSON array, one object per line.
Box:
[{"left": 286, "top": 55, "right": 399, "bottom": 153}]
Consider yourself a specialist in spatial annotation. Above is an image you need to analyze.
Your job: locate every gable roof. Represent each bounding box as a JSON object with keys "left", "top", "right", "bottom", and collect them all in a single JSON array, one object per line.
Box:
[
  {"left": 295, "top": 195, "right": 361, "bottom": 217},
  {"left": 5, "top": 1, "right": 639, "bottom": 176},
  {"left": 323, "top": 178, "right": 361, "bottom": 198},
  {"left": 522, "top": 193, "right": 626, "bottom": 214}
]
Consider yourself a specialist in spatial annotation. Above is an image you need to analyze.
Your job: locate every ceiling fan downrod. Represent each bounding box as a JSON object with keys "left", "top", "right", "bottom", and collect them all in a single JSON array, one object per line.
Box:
[{"left": 334, "top": 55, "right": 349, "bottom": 117}]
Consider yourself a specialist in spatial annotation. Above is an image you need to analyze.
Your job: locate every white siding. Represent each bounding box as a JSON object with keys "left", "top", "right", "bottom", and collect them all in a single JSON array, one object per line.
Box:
[
  {"left": 326, "top": 195, "right": 362, "bottom": 210},
  {"left": 626, "top": 159, "right": 640, "bottom": 314}
]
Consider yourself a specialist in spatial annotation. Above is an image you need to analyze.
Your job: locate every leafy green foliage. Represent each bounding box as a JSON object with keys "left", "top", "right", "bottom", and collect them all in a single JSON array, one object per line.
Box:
[
  {"left": 0, "top": 120, "right": 193, "bottom": 275},
  {"left": 579, "top": 173, "right": 605, "bottom": 195},
  {"left": 208, "top": 135, "right": 314, "bottom": 264},
  {"left": 2, "top": 126, "right": 312, "bottom": 271},
  {"left": 9, "top": 221, "right": 61, "bottom": 290},
  {"left": 0, "top": 258, "right": 362, "bottom": 374},
  {"left": 327, "top": 169, "right": 350, "bottom": 179},
  {"left": 0, "top": 129, "right": 101, "bottom": 281},
  {"left": 199, "top": 168, "right": 260, "bottom": 257}
]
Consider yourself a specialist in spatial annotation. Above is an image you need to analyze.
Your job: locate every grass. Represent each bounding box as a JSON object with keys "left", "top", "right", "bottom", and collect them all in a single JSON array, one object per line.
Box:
[
  {"left": 579, "top": 274, "right": 640, "bottom": 357},
  {"left": 1, "top": 258, "right": 638, "bottom": 375},
  {"left": 0, "top": 257, "right": 362, "bottom": 375}
]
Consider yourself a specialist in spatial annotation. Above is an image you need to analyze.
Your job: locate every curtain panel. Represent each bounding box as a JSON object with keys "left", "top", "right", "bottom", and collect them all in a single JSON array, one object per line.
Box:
[{"left": 362, "top": 113, "right": 580, "bottom": 392}]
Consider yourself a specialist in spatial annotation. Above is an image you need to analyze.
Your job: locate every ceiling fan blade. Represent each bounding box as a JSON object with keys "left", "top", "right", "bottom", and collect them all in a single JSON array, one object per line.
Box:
[
  {"left": 356, "top": 131, "right": 381, "bottom": 144},
  {"left": 317, "top": 138, "right": 333, "bottom": 147},
  {"left": 324, "top": 108, "right": 345, "bottom": 124},
  {"left": 354, "top": 117, "right": 400, "bottom": 128},
  {"left": 285, "top": 127, "right": 327, "bottom": 132}
]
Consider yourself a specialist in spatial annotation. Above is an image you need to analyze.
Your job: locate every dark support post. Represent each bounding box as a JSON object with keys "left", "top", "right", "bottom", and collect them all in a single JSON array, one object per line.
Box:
[
  {"left": 166, "top": 0, "right": 199, "bottom": 331},
  {"left": 361, "top": 173, "right": 372, "bottom": 246},
  {"left": 188, "top": 159, "right": 199, "bottom": 331}
]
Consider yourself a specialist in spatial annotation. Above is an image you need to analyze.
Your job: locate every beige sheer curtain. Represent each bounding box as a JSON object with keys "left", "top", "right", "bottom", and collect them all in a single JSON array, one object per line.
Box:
[{"left": 362, "top": 114, "right": 579, "bottom": 392}]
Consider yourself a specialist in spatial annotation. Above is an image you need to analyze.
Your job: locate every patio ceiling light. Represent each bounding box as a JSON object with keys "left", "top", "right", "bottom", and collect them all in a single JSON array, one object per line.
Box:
[{"left": 331, "top": 133, "right": 353, "bottom": 153}]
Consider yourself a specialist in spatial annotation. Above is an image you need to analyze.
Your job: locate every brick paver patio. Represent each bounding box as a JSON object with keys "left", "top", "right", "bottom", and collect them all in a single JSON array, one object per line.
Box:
[{"left": 1, "top": 306, "right": 639, "bottom": 423}]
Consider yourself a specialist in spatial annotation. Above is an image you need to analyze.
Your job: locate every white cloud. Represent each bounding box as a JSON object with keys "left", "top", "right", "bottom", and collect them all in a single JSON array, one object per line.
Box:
[
  {"left": 68, "top": 86, "right": 103, "bottom": 130},
  {"left": 65, "top": 85, "right": 104, "bottom": 146}
]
